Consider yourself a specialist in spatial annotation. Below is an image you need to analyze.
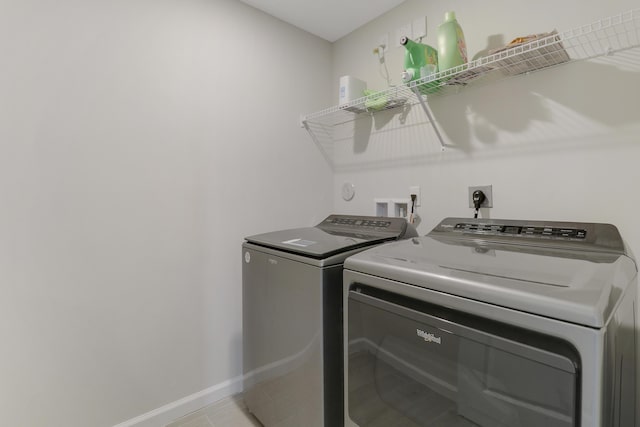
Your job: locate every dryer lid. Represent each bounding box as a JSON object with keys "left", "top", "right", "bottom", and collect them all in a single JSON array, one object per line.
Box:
[{"left": 345, "top": 218, "right": 637, "bottom": 328}]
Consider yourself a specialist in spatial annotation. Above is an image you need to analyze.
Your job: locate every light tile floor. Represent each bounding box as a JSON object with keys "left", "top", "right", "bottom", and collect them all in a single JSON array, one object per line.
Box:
[{"left": 166, "top": 395, "right": 262, "bottom": 427}]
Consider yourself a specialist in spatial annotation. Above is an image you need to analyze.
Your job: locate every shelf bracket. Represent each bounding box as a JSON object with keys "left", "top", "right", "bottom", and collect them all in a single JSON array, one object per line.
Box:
[
  {"left": 411, "top": 87, "right": 446, "bottom": 151},
  {"left": 302, "top": 120, "right": 335, "bottom": 170}
]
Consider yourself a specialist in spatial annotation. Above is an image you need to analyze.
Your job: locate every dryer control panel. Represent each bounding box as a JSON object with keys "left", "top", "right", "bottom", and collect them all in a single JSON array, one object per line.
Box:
[
  {"left": 318, "top": 214, "right": 415, "bottom": 237},
  {"left": 453, "top": 223, "right": 587, "bottom": 239},
  {"left": 431, "top": 217, "right": 626, "bottom": 254}
]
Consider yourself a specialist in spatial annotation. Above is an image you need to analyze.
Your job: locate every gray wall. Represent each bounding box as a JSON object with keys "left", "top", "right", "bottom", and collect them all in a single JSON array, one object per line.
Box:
[{"left": 0, "top": 0, "right": 333, "bottom": 426}]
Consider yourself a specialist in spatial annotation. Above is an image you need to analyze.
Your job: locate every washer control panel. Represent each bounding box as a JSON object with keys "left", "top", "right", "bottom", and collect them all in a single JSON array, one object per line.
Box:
[
  {"left": 318, "top": 214, "right": 409, "bottom": 236},
  {"left": 325, "top": 217, "right": 392, "bottom": 229}
]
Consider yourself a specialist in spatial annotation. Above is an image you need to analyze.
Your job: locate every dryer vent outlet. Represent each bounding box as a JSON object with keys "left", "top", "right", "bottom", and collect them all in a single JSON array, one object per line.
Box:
[{"left": 468, "top": 185, "right": 493, "bottom": 208}]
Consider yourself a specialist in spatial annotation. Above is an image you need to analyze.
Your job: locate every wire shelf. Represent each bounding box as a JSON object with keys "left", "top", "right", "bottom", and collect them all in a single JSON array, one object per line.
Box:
[{"left": 302, "top": 8, "right": 640, "bottom": 161}]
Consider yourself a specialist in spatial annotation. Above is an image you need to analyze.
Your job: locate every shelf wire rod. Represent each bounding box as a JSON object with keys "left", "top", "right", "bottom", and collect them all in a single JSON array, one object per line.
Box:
[
  {"left": 411, "top": 87, "right": 446, "bottom": 151},
  {"left": 302, "top": 121, "right": 335, "bottom": 170}
]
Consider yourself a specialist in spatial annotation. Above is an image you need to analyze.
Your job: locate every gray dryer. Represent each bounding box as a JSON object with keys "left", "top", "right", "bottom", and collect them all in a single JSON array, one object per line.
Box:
[{"left": 344, "top": 217, "right": 637, "bottom": 427}]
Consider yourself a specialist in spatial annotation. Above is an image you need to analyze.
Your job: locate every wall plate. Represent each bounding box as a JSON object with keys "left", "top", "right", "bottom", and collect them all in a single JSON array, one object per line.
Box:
[
  {"left": 468, "top": 185, "right": 493, "bottom": 208},
  {"left": 412, "top": 16, "right": 427, "bottom": 39}
]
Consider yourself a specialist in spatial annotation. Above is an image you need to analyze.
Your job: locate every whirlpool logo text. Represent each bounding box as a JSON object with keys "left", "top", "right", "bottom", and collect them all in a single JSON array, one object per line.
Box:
[{"left": 416, "top": 329, "right": 442, "bottom": 344}]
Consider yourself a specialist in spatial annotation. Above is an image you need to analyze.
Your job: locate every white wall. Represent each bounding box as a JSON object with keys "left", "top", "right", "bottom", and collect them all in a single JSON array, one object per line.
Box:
[
  {"left": 331, "top": 0, "right": 640, "bottom": 420},
  {"left": 0, "top": 1, "right": 333, "bottom": 426}
]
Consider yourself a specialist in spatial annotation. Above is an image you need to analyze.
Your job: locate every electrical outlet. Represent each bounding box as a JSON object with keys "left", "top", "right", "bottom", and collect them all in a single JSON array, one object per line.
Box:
[
  {"left": 409, "top": 186, "right": 421, "bottom": 207},
  {"left": 468, "top": 185, "right": 493, "bottom": 208}
]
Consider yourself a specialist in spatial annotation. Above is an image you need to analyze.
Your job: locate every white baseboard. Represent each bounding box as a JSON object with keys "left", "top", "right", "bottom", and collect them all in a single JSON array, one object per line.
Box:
[{"left": 112, "top": 376, "right": 243, "bottom": 427}]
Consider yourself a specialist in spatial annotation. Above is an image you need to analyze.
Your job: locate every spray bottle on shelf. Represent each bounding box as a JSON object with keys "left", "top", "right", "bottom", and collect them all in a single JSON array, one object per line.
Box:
[{"left": 400, "top": 36, "right": 439, "bottom": 94}]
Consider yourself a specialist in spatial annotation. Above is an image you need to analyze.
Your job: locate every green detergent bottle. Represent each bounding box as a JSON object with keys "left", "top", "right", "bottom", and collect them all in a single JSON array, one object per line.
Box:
[
  {"left": 437, "top": 11, "right": 468, "bottom": 71},
  {"left": 400, "top": 36, "right": 439, "bottom": 94}
]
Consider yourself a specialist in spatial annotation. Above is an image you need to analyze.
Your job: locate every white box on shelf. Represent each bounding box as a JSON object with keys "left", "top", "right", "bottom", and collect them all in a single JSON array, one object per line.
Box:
[{"left": 338, "top": 76, "right": 366, "bottom": 106}]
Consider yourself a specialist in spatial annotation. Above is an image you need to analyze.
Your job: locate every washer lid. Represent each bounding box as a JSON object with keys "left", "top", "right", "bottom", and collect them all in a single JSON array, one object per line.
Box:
[
  {"left": 345, "top": 218, "right": 638, "bottom": 328},
  {"left": 245, "top": 214, "right": 414, "bottom": 259}
]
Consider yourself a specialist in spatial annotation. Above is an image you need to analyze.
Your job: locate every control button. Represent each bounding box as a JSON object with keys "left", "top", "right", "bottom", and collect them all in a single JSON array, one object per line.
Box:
[
  {"left": 502, "top": 226, "right": 521, "bottom": 234},
  {"left": 558, "top": 229, "right": 576, "bottom": 238},
  {"left": 523, "top": 227, "right": 543, "bottom": 235}
]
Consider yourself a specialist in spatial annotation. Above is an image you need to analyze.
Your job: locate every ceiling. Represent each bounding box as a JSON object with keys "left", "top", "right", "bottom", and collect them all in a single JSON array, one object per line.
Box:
[{"left": 238, "top": 0, "right": 406, "bottom": 42}]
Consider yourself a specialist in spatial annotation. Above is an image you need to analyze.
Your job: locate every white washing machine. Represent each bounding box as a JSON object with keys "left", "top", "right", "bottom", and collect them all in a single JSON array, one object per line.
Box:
[{"left": 343, "top": 217, "right": 637, "bottom": 427}]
